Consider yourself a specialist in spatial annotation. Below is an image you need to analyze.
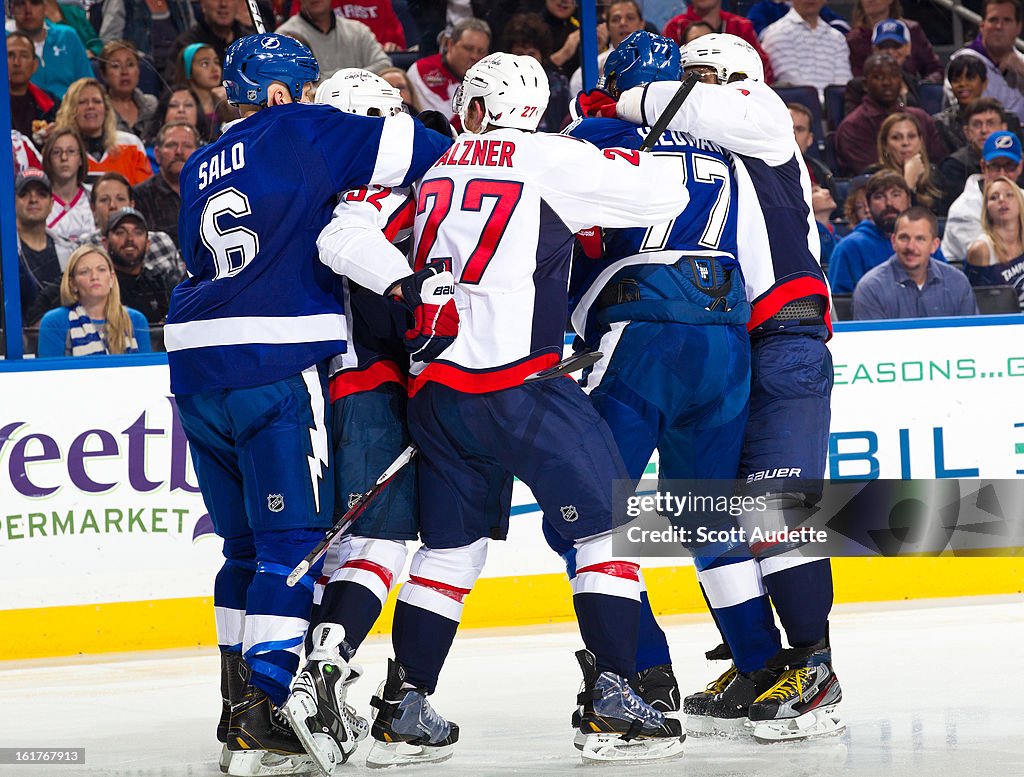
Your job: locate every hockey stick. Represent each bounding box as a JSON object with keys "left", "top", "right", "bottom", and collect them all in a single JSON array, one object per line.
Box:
[
  {"left": 523, "top": 349, "right": 603, "bottom": 382},
  {"left": 637, "top": 72, "right": 700, "bottom": 153},
  {"left": 285, "top": 350, "right": 604, "bottom": 587},
  {"left": 244, "top": 0, "right": 266, "bottom": 33},
  {"left": 287, "top": 444, "right": 417, "bottom": 587}
]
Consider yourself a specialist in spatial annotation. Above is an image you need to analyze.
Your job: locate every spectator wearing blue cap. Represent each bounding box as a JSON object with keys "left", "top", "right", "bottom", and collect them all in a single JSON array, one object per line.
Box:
[
  {"left": 943, "top": 130, "right": 1024, "bottom": 261},
  {"left": 844, "top": 19, "right": 924, "bottom": 116},
  {"left": 939, "top": 97, "right": 1012, "bottom": 209},
  {"left": 846, "top": 0, "right": 943, "bottom": 82}
]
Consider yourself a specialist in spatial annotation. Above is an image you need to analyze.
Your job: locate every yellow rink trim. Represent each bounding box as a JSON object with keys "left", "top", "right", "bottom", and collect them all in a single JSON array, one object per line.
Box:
[{"left": 3, "top": 557, "right": 1023, "bottom": 661}]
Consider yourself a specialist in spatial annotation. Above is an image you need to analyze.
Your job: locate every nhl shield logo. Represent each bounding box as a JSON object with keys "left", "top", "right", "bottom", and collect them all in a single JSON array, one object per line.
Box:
[
  {"left": 560, "top": 505, "right": 579, "bottom": 523},
  {"left": 267, "top": 494, "right": 285, "bottom": 513}
]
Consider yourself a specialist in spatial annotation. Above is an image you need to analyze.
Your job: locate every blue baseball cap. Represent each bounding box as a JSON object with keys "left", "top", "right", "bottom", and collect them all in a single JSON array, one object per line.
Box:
[
  {"left": 983, "top": 131, "right": 1023, "bottom": 164},
  {"left": 872, "top": 19, "right": 910, "bottom": 46}
]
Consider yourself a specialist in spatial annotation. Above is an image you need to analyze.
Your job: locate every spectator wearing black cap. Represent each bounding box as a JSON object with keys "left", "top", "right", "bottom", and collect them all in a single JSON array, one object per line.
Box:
[
  {"left": 15, "top": 169, "right": 74, "bottom": 322},
  {"left": 77, "top": 172, "right": 185, "bottom": 280},
  {"left": 104, "top": 207, "right": 178, "bottom": 323}
]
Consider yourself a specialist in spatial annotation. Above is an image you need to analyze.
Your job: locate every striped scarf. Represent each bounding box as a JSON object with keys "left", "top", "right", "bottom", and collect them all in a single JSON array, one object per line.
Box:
[{"left": 67, "top": 304, "right": 138, "bottom": 356}]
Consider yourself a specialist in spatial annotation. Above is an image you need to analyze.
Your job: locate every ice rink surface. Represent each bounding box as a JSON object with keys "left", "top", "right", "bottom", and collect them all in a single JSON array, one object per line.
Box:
[{"left": 3, "top": 595, "right": 1023, "bottom": 777}]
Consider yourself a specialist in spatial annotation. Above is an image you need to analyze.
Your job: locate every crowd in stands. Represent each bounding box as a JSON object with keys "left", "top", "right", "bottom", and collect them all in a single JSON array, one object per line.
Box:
[{"left": 8, "top": 0, "right": 1024, "bottom": 358}]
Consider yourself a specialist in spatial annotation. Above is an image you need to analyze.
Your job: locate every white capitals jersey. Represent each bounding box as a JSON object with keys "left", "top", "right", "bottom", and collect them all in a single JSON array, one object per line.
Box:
[
  {"left": 626, "top": 80, "right": 831, "bottom": 333},
  {"left": 408, "top": 128, "right": 690, "bottom": 394}
]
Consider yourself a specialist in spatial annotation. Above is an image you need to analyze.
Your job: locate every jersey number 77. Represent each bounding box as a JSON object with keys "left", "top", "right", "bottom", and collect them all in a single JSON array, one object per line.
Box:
[{"left": 414, "top": 177, "right": 524, "bottom": 283}]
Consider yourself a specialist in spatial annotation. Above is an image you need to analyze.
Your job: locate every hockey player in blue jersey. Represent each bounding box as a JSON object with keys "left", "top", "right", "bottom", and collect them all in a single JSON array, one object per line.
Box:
[
  {"left": 607, "top": 34, "right": 842, "bottom": 743},
  {"left": 163, "top": 34, "right": 452, "bottom": 777},
  {"left": 552, "top": 30, "right": 754, "bottom": 720}
]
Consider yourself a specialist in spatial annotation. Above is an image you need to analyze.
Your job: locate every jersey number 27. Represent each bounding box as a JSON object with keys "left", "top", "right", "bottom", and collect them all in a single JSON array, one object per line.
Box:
[{"left": 414, "top": 178, "right": 524, "bottom": 284}]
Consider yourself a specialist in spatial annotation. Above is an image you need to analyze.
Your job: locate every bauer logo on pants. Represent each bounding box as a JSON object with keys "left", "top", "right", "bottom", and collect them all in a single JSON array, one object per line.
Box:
[
  {"left": 561, "top": 505, "right": 579, "bottom": 522},
  {"left": 267, "top": 494, "right": 284, "bottom": 513}
]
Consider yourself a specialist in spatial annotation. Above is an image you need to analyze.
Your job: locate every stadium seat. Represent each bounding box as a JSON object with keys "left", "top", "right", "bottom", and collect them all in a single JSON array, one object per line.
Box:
[
  {"left": 973, "top": 285, "right": 1022, "bottom": 314},
  {"left": 824, "top": 84, "right": 846, "bottom": 130},
  {"left": 919, "top": 83, "right": 945, "bottom": 116},
  {"left": 389, "top": 51, "right": 421, "bottom": 72},
  {"left": 773, "top": 85, "right": 825, "bottom": 160},
  {"left": 831, "top": 293, "right": 854, "bottom": 320}
]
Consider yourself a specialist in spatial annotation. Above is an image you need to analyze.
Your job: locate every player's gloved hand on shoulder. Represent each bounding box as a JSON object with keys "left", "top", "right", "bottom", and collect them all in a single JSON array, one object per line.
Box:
[
  {"left": 416, "top": 109, "right": 458, "bottom": 141},
  {"left": 575, "top": 89, "right": 619, "bottom": 119},
  {"left": 389, "top": 261, "right": 459, "bottom": 363}
]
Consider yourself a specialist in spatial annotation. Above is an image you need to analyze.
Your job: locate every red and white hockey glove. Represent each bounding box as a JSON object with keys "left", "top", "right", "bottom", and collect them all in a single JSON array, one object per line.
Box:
[
  {"left": 390, "top": 262, "right": 459, "bottom": 363},
  {"left": 575, "top": 89, "right": 619, "bottom": 119}
]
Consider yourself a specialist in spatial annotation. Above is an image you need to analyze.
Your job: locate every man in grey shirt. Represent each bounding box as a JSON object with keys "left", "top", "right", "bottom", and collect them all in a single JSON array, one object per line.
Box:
[{"left": 854, "top": 206, "right": 979, "bottom": 319}]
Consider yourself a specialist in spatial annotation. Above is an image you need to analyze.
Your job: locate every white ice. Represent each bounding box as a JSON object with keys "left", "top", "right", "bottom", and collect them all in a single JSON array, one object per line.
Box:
[{"left": 3, "top": 595, "right": 1023, "bottom": 777}]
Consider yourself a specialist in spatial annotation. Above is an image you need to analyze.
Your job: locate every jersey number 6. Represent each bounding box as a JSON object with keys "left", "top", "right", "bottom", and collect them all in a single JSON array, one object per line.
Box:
[
  {"left": 414, "top": 178, "right": 524, "bottom": 284},
  {"left": 200, "top": 187, "right": 261, "bottom": 280}
]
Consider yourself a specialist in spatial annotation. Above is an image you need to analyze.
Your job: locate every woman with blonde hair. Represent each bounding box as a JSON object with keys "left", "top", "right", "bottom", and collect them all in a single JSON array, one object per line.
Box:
[
  {"left": 966, "top": 176, "right": 1024, "bottom": 305},
  {"left": 36, "top": 244, "right": 151, "bottom": 357},
  {"left": 874, "top": 112, "right": 945, "bottom": 213},
  {"left": 54, "top": 78, "right": 153, "bottom": 185}
]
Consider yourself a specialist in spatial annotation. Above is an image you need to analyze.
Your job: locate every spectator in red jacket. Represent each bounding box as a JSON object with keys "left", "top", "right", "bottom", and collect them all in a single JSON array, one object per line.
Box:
[
  {"left": 662, "top": 0, "right": 774, "bottom": 83},
  {"left": 285, "top": 0, "right": 406, "bottom": 50}
]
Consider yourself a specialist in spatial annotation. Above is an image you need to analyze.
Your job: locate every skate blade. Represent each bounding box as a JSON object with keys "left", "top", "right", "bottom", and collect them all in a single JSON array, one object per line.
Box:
[
  {"left": 281, "top": 691, "right": 347, "bottom": 776},
  {"left": 685, "top": 714, "right": 751, "bottom": 739},
  {"left": 579, "top": 733, "right": 686, "bottom": 763},
  {"left": 365, "top": 740, "right": 455, "bottom": 768},
  {"left": 219, "top": 744, "right": 232, "bottom": 773},
  {"left": 227, "top": 749, "right": 316, "bottom": 776},
  {"left": 750, "top": 706, "right": 846, "bottom": 744}
]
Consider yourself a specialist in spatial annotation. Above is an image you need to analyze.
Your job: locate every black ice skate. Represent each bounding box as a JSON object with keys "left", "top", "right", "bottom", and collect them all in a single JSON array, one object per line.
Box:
[
  {"left": 365, "top": 659, "right": 459, "bottom": 768},
  {"left": 748, "top": 639, "right": 845, "bottom": 743},
  {"left": 635, "top": 663, "right": 681, "bottom": 713},
  {"left": 226, "top": 662, "right": 315, "bottom": 777},
  {"left": 218, "top": 651, "right": 246, "bottom": 773},
  {"left": 282, "top": 623, "right": 369, "bottom": 776},
  {"left": 574, "top": 649, "right": 685, "bottom": 763},
  {"left": 684, "top": 664, "right": 778, "bottom": 738}
]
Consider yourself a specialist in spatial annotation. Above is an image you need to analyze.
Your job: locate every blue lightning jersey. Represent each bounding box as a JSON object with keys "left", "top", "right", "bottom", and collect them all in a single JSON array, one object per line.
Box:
[
  {"left": 565, "top": 118, "right": 742, "bottom": 343},
  {"left": 165, "top": 105, "right": 451, "bottom": 394}
]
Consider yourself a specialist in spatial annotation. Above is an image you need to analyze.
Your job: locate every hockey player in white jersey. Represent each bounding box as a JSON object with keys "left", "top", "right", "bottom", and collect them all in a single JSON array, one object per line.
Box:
[
  {"left": 607, "top": 34, "right": 842, "bottom": 743},
  {"left": 319, "top": 52, "right": 691, "bottom": 765}
]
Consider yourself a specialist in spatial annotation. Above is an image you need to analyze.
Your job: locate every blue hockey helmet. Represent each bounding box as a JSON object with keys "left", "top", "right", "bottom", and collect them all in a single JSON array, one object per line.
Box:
[
  {"left": 601, "top": 31, "right": 681, "bottom": 95},
  {"left": 222, "top": 33, "right": 319, "bottom": 106}
]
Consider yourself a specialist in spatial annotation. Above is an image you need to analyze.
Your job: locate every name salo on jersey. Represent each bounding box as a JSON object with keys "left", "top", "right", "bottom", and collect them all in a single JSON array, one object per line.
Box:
[{"left": 164, "top": 105, "right": 451, "bottom": 395}]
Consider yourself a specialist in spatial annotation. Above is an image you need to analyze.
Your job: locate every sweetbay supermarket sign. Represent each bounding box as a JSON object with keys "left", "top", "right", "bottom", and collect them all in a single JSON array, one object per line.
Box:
[
  {"left": 0, "top": 317, "right": 1021, "bottom": 608},
  {"left": 0, "top": 364, "right": 219, "bottom": 609}
]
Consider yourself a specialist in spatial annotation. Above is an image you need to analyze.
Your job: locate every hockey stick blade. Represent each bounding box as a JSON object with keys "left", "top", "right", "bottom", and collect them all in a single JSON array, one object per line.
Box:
[
  {"left": 523, "top": 350, "right": 603, "bottom": 382},
  {"left": 245, "top": 0, "right": 266, "bottom": 33},
  {"left": 286, "top": 445, "right": 417, "bottom": 587},
  {"left": 638, "top": 72, "right": 700, "bottom": 153}
]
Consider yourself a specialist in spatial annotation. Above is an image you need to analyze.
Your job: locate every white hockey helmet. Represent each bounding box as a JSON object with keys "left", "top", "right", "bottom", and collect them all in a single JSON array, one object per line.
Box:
[
  {"left": 452, "top": 52, "right": 550, "bottom": 133},
  {"left": 314, "top": 68, "right": 405, "bottom": 117},
  {"left": 679, "top": 33, "right": 764, "bottom": 84}
]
